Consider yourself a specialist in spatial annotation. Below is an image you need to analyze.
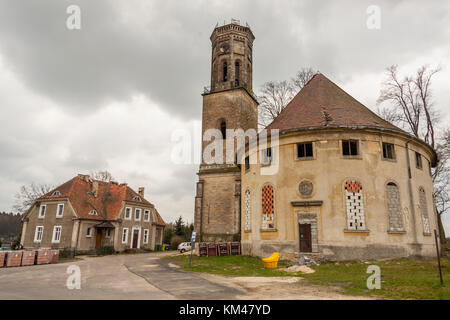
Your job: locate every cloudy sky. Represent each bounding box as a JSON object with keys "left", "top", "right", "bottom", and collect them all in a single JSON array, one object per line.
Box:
[{"left": 0, "top": 0, "right": 449, "bottom": 233}]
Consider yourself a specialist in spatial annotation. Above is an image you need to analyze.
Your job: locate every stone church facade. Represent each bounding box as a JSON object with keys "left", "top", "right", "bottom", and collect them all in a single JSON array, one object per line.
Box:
[{"left": 194, "top": 22, "right": 439, "bottom": 261}]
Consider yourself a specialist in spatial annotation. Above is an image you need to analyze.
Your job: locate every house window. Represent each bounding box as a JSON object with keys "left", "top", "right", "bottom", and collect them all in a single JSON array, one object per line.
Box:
[
  {"left": 105, "top": 229, "right": 111, "bottom": 238},
  {"left": 144, "top": 210, "right": 150, "bottom": 222},
  {"left": 52, "top": 226, "right": 62, "bottom": 243},
  {"left": 428, "top": 160, "right": 432, "bottom": 176},
  {"left": 415, "top": 152, "right": 423, "bottom": 169},
  {"left": 244, "top": 189, "right": 251, "bottom": 232},
  {"left": 38, "top": 205, "right": 46, "bottom": 218},
  {"left": 245, "top": 156, "right": 250, "bottom": 171},
  {"left": 342, "top": 140, "right": 359, "bottom": 156},
  {"left": 133, "top": 196, "right": 142, "bottom": 201},
  {"left": 223, "top": 62, "right": 228, "bottom": 82},
  {"left": 261, "top": 148, "right": 272, "bottom": 165},
  {"left": 34, "top": 226, "right": 43, "bottom": 243},
  {"left": 261, "top": 185, "right": 274, "bottom": 229},
  {"left": 52, "top": 191, "right": 61, "bottom": 196},
  {"left": 220, "top": 121, "right": 227, "bottom": 139},
  {"left": 386, "top": 183, "right": 404, "bottom": 232},
  {"left": 89, "top": 210, "right": 97, "bottom": 215},
  {"left": 143, "top": 229, "right": 149, "bottom": 244},
  {"left": 419, "top": 187, "right": 431, "bottom": 234},
  {"left": 382, "top": 143, "right": 396, "bottom": 160},
  {"left": 344, "top": 180, "right": 366, "bottom": 230},
  {"left": 86, "top": 227, "right": 92, "bottom": 237},
  {"left": 297, "top": 142, "right": 313, "bottom": 159},
  {"left": 124, "top": 207, "right": 132, "bottom": 220},
  {"left": 56, "top": 204, "right": 64, "bottom": 218},
  {"left": 135, "top": 208, "right": 142, "bottom": 221},
  {"left": 122, "top": 228, "right": 129, "bottom": 244}
]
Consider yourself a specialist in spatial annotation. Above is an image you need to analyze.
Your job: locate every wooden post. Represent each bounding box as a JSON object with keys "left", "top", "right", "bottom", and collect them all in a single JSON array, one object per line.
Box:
[{"left": 434, "top": 229, "right": 444, "bottom": 287}]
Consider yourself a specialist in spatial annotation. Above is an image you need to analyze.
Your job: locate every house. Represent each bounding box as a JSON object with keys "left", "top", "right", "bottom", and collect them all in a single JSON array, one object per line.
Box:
[
  {"left": 194, "top": 22, "right": 439, "bottom": 261},
  {"left": 20, "top": 174, "right": 166, "bottom": 254}
]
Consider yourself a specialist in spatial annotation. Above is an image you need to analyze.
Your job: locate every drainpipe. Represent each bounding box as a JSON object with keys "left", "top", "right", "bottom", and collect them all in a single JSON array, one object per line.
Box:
[{"left": 405, "top": 140, "right": 419, "bottom": 246}]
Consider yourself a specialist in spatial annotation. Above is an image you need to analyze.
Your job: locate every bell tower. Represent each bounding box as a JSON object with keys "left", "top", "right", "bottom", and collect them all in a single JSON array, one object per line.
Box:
[{"left": 194, "top": 22, "right": 258, "bottom": 242}]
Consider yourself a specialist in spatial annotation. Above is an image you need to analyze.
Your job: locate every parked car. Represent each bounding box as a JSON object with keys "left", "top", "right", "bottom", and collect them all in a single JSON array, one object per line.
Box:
[
  {"left": 0, "top": 243, "right": 11, "bottom": 251},
  {"left": 177, "top": 242, "right": 192, "bottom": 253}
]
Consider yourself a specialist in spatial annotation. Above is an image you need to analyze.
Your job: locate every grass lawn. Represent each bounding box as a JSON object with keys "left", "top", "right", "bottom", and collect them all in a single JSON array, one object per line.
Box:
[
  {"left": 166, "top": 254, "right": 450, "bottom": 300},
  {"left": 166, "top": 254, "right": 295, "bottom": 277}
]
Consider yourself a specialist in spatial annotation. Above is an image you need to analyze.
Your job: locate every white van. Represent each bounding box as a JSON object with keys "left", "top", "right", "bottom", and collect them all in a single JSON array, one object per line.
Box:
[{"left": 177, "top": 242, "right": 192, "bottom": 253}]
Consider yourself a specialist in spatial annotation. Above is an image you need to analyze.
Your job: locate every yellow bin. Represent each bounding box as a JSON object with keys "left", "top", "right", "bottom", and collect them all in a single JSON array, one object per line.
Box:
[{"left": 262, "top": 252, "right": 280, "bottom": 269}]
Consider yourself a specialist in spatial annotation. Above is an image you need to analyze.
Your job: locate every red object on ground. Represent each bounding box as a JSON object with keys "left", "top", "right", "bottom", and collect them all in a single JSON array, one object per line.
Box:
[
  {"left": 21, "top": 250, "right": 36, "bottom": 266},
  {"left": 6, "top": 251, "right": 23, "bottom": 267},
  {"left": 207, "top": 243, "right": 217, "bottom": 257},
  {"left": 218, "top": 243, "right": 229, "bottom": 256},
  {"left": 0, "top": 251, "right": 6, "bottom": 267},
  {"left": 36, "top": 249, "right": 51, "bottom": 265},
  {"left": 50, "top": 250, "right": 59, "bottom": 264}
]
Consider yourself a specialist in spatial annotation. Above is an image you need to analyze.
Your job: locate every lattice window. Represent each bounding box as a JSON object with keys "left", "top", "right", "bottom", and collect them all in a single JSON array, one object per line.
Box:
[
  {"left": 244, "top": 189, "right": 251, "bottom": 232},
  {"left": 419, "top": 187, "right": 431, "bottom": 234},
  {"left": 262, "top": 185, "right": 274, "bottom": 229},
  {"left": 345, "top": 180, "right": 366, "bottom": 230},
  {"left": 386, "top": 183, "right": 404, "bottom": 231}
]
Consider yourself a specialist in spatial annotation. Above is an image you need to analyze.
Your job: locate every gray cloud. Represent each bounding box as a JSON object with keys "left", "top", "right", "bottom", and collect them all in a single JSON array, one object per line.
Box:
[{"left": 0, "top": 0, "right": 449, "bottom": 231}]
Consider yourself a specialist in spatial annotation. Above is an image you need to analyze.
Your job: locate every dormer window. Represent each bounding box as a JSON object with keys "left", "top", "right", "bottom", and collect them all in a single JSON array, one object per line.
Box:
[
  {"left": 133, "top": 196, "right": 142, "bottom": 202},
  {"left": 89, "top": 210, "right": 98, "bottom": 215},
  {"left": 52, "top": 191, "right": 61, "bottom": 196}
]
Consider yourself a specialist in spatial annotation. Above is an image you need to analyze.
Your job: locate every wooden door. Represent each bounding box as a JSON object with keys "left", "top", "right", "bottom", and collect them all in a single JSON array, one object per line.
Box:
[
  {"left": 132, "top": 229, "right": 139, "bottom": 248},
  {"left": 95, "top": 229, "right": 102, "bottom": 248},
  {"left": 299, "top": 224, "right": 312, "bottom": 252}
]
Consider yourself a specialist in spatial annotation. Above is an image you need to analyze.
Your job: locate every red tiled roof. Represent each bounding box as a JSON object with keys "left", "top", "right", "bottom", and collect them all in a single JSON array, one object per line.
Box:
[
  {"left": 266, "top": 73, "right": 404, "bottom": 133},
  {"left": 37, "top": 175, "right": 165, "bottom": 223},
  {"left": 153, "top": 209, "right": 166, "bottom": 227}
]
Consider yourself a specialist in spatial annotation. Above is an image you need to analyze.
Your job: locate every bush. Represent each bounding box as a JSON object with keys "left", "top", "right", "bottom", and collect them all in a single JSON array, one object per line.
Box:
[
  {"left": 170, "top": 235, "right": 185, "bottom": 250},
  {"left": 96, "top": 246, "right": 115, "bottom": 256},
  {"left": 60, "top": 247, "right": 76, "bottom": 258}
]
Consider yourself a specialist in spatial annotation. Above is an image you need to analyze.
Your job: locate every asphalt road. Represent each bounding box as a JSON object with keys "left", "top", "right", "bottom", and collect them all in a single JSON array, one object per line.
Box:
[{"left": 0, "top": 252, "right": 243, "bottom": 300}]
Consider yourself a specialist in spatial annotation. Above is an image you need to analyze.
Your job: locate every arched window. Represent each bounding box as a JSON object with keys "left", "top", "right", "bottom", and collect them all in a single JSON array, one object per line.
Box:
[
  {"left": 419, "top": 187, "right": 431, "bottom": 234},
  {"left": 235, "top": 61, "right": 240, "bottom": 86},
  {"left": 344, "top": 180, "right": 366, "bottom": 230},
  {"left": 52, "top": 191, "right": 61, "bottom": 196},
  {"left": 386, "top": 182, "right": 404, "bottom": 232},
  {"left": 262, "top": 185, "right": 274, "bottom": 229},
  {"left": 220, "top": 121, "right": 226, "bottom": 140},
  {"left": 222, "top": 62, "right": 228, "bottom": 82},
  {"left": 244, "top": 189, "right": 251, "bottom": 232}
]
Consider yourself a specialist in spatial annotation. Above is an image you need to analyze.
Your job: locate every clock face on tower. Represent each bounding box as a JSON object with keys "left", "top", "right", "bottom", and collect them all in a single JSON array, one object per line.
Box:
[{"left": 218, "top": 42, "right": 230, "bottom": 54}]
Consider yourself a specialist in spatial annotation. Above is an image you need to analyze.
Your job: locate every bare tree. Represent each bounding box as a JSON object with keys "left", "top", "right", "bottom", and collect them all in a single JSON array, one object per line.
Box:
[
  {"left": 377, "top": 65, "right": 441, "bottom": 149},
  {"left": 377, "top": 64, "right": 447, "bottom": 241},
  {"left": 291, "top": 67, "right": 315, "bottom": 92},
  {"left": 258, "top": 68, "right": 315, "bottom": 128},
  {"left": 13, "top": 183, "right": 54, "bottom": 214},
  {"left": 90, "top": 170, "right": 115, "bottom": 182}
]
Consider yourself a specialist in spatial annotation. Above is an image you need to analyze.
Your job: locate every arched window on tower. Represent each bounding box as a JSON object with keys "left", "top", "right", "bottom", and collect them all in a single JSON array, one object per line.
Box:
[
  {"left": 220, "top": 120, "right": 227, "bottom": 140},
  {"left": 235, "top": 61, "right": 240, "bottom": 86},
  {"left": 223, "top": 62, "right": 228, "bottom": 82},
  {"left": 386, "top": 182, "right": 404, "bottom": 232}
]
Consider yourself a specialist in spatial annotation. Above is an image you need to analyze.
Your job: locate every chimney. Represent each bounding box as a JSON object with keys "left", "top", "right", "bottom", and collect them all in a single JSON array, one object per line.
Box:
[
  {"left": 92, "top": 181, "right": 99, "bottom": 197},
  {"left": 138, "top": 187, "right": 145, "bottom": 197},
  {"left": 78, "top": 174, "right": 91, "bottom": 183}
]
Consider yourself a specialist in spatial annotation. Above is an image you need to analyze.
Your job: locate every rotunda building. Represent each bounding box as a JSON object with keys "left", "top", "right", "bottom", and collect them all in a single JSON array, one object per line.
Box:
[{"left": 240, "top": 73, "right": 438, "bottom": 261}]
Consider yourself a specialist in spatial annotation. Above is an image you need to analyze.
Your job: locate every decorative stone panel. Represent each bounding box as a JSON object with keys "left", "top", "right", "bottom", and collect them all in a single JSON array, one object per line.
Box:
[
  {"left": 297, "top": 213, "right": 318, "bottom": 253},
  {"left": 344, "top": 180, "right": 366, "bottom": 230},
  {"left": 386, "top": 183, "right": 404, "bottom": 232},
  {"left": 244, "top": 189, "right": 251, "bottom": 232},
  {"left": 261, "top": 185, "right": 274, "bottom": 229},
  {"left": 419, "top": 188, "right": 431, "bottom": 234}
]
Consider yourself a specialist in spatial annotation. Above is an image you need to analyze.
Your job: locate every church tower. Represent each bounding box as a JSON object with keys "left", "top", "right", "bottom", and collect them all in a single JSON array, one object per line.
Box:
[{"left": 194, "top": 22, "right": 258, "bottom": 242}]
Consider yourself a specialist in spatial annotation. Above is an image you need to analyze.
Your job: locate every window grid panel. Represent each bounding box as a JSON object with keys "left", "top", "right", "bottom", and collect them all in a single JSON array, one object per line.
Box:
[
  {"left": 262, "top": 185, "right": 274, "bottom": 229},
  {"left": 345, "top": 180, "right": 365, "bottom": 230},
  {"left": 244, "top": 190, "right": 251, "bottom": 232}
]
